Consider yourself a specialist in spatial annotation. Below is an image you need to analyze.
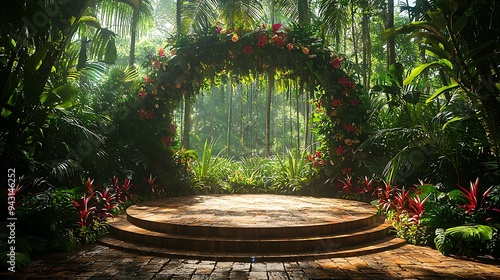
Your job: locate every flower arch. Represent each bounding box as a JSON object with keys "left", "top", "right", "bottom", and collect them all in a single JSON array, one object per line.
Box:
[{"left": 138, "top": 23, "right": 369, "bottom": 182}]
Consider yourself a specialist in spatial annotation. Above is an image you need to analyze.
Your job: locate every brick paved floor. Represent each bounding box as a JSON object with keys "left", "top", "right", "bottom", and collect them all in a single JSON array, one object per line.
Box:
[{"left": 2, "top": 242, "right": 499, "bottom": 279}]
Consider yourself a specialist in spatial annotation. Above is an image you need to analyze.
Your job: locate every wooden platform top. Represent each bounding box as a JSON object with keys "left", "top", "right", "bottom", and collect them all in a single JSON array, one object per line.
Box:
[{"left": 127, "top": 194, "right": 377, "bottom": 228}]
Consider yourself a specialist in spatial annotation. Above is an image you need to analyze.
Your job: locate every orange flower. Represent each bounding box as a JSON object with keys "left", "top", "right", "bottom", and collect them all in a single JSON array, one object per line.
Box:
[
  {"left": 302, "top": 47, "right": 309, "bottom": 55},
  {"left": 231, "top": 34, "right": 239, "bottom": 42}
]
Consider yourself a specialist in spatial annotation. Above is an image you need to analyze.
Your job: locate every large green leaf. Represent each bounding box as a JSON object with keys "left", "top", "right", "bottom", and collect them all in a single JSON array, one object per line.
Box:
[
  {"left": 427, "top": 10, "right": 447, "bottom": 30},
  {"left": 452, "top": 14, "right": 469, "bottom": 35},
  {"left": 404, "top": 62, "right": 439, "bottom": 85},
  {"left": 388, "top": 63, "right": 404, "bottom": 88},
  {"left": 404, "top": 59, "right": 452, "bottom": 85},
  {"left": 446, "top": 225, "right": 495, "bottom": 241},
  {"left": 426, "top": 83, "right": 459, "bottom": 103},
  {"left": 78, "top": 15, "right": 101, "bottom": 29},
  {"left": 40, "top": 84, "right": 79, "bottom": 108}
]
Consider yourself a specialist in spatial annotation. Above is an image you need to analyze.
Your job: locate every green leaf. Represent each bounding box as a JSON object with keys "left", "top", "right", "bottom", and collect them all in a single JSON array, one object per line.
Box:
[
  {"left": 452, "top": 14, "right": 469, "bottom": 34},
  {"left": 434, "top": 228, "right": 451, "bottom": 255},
  {"left": 40, "top": 84, "right": 79, "bottom": 108},
  {"left": 411, "top": 32, "right": 453, "bottom": 54},
  {"left": 404, "top": 62, "right": 439, "bottom": 85},
  {"left": 403, "top": 91, "right": 421, "bottom": 104},
  {"left": 446, "top": 225, "right": 495, "bottom": 241},
  {"left": 427, "top": 10, "right": 447, "bottom": 30},
  {"left": 79, "top": 16, "right": 101, "bottom": 29},
  {"left": 426, "top": 83, "right": 459, "bottom": 103},
  {"left": 388, "top": 63, "right": 404, "bottom": 87},
  {"left": 423, "top": 45, "right": 452, "bottom": 61},
  {"left": 442, "top": 116, "right": 465, "bottom": 129}
]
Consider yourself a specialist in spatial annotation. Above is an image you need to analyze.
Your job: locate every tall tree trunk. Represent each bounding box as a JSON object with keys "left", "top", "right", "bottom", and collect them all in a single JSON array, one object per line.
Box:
[
  {"left": 227, "top": 83, "right": 233, "bottom": 157},
  {"left": 386, "top": 0, "right": 396, "bottom": 69},
  {"left": 304, "top": 94, "right": 310, "bottom": 152},
  {"left": 298, "top": 0, "right": 310, "bottom": 26},
  {"left": 129, "top": 8, "right": 139, "bottom": 66},
  {"left": 176, "top": 0, "right": 182, "bottom": 35},
  {"left": 265, "top": 71, "right": 274, "bottom": 156},
  {"left": 350, "top": 0, "right": 359, "bottom": 66},
  {"left": 361, "top": 11, "right": 372, "bottom": 88},
  {"left": 182, "top": 95, "right": 191, "bottom": 149},
  {"left": 296, "top": 85, "right": 301, "bottom": 152}
]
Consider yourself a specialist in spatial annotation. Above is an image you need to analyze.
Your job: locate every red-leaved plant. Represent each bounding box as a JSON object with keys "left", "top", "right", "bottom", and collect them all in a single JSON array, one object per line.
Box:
[
  {"left": 407, "top": 194, "right": 429, "bottom": 224},
  {"left": 458, "top": 178, "right": 494, "bottom": 214},
  {"left": 377, "top": 181, "right": 398, "bottom": 213}
]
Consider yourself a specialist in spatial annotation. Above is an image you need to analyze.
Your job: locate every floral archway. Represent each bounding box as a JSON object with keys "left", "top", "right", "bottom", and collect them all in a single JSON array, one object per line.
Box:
[{"left": 137, "top": 23, "right": 369, "bottom": 182}]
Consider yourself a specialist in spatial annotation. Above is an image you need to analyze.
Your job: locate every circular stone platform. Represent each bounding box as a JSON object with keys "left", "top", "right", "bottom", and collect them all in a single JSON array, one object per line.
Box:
[
  {"left": 127, "top": 194, "right": 377, "bottom": 228},
  {"left": 104, "top": 194, "right": 403, "bottom": 261}
]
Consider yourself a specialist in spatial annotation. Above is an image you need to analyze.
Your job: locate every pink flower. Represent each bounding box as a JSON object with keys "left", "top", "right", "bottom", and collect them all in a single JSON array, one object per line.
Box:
[
  {"left": 144, "top": 74, "right": 153, "bottom": 84},
  {"left": 276, "top": 36, "right": 285, "bottom": 48},
  {"left": 139, "top": 90, "right": 147, "bottom": 99},
  {"left": 343, "top": 123, "right": 357, "bottom": 133},
  {"left": 243, "top": 45, "right": 254, "bottom": 55},
  {"left": 272, "top": 23, "right": 282, "bottom": 32},
  {"left": 331, "top": 98, "right": 343, "bottom": 107},
  {"left": 162, "top": 135, "right": 172, "bottom": 145},
  {"left": 338, "top": 76, "right": 355, "bottom": 89},
  {"left": 256, "top": 34, "right": 267, "bottom": 48},
  {"left": 350, "top": 98, "right": 361, "bottom": 106},
  {"left": 169, "top": 124, "right": 177, "bottom": 133},
  {"left": 330, "top": 57, "right": 343, "bottom": 68},
  {"left": 341, "top": 167, "right": 352, "bottom": 174}
]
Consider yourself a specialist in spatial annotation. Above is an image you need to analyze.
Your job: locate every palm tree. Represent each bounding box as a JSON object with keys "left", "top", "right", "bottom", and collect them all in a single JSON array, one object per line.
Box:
[
  {"left": 97, "top": 0, "right": 154, "bottom": 66},
  {"left": 0, "top": 0, "right": 141, "bottom": 180}
]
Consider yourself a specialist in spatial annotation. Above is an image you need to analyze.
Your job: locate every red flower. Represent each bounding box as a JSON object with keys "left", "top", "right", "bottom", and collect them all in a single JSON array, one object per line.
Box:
[
  {"left": 338, "top": 76, "right": 355, "bottom": 89},
  {"left": 138, "top": 90, "right": 147, "bottom": 99},
  {"left": 144, "top": 74, "right": 153, "bottom": 84},
  {"left": 331, "top": 98, "right": 343, "bottom": 107},
  {"left": 162, "top": 135, "right": 172, "bottom": 145},
  {"left": 276, "top": 36, "right": 285, "bottom": 48},
  {"left": 343, "top": 123, "right": 357, "bottom": 133},
  {"left": 341, "top": 167, "right": 352, "bottom": 174},
  {"left": 330, "top": 57, "right": 343, "bottom": 68},
  {"left": 272, "top": 23, "right": 282, "bottom": 32},
  {"left": 317, "top": 99, "right": 323, "bottom": 109},
  {"left": 308, "top": 154, "right": 314, "bottom": 162},
  {"left": 158, "top": 48, "right": 165, "bottom": 57},
  {"left": 261, "top": 23, "right": 266, "bottom": 30},
  {"left": 336, "top": 146, "right": 345, "bottom": 156},
  {"left": 256, "top": 33, "right": 267, "bottom": 48},
  {"left": 169, "top": 124, "right": 177, "bottom": 134},
  {"left": 243, "top": 45, "right": 254, "bottom": 55},
  {"left": 350, "top": 98, "right": 361, "bottom": 106},
  {"left": 140, "top": 109, "right": 153, "bottom": 119}
]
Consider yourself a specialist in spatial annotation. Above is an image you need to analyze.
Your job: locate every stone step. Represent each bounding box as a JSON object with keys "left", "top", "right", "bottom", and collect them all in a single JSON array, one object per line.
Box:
[
  {"left": 98, "top": 235, "right": 406, "bottom": 262},
  {"left": 107, "top": 214, "right": 392, "bottom": 254},
  {"left": 126, "top": 208, "right": 381, "bottom": 239}
]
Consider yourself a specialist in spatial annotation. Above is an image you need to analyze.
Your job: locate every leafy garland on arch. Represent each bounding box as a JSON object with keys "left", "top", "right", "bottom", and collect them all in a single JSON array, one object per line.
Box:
[{"left": 137, "top": 23, "right": 370, "bottom": 183}]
